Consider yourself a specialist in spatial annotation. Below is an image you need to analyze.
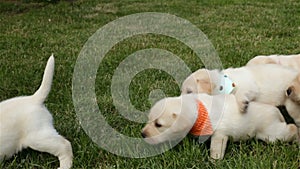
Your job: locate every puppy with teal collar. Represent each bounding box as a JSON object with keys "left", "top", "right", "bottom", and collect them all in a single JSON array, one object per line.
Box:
[{"left": 181, "top": 64, "right": 298, "bottom": 111}]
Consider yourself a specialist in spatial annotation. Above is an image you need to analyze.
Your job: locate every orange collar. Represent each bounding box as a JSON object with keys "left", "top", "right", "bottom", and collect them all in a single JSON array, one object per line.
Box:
[{"left": 189, "top": 101, "right": 213, "bottom": 136}]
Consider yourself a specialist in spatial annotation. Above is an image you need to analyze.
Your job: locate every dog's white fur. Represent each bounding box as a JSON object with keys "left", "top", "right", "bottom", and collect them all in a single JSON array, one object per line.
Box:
[
  {"left": 181, "top": 64, "right": 298, "bottom": 110},
  {"left": 142, "top": 94, "right": 299, "bottom": 159},
  {"left": 0, "top": 55, "right": 73, "bottom": 169},
  {"left": 247, "top": 54, "right": 300, "bottom": 71}
]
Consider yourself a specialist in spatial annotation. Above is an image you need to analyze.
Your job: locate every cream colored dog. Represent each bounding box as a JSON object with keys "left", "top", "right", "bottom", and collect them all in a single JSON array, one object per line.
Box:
[
  {"left": 286, "top": 74, "right": 300, "bottom": 127},
  {"left": 142, "top": 94, "right": 299, "bottom": 159},
  {"left": 181, "top": 64, "right": 298, "bottom": 110},
  {"left": 247, "top": 54, "right": 300, "bottom": 71},
  {"left": 0, "top": 55, "right": 73, "bottom": 169}
]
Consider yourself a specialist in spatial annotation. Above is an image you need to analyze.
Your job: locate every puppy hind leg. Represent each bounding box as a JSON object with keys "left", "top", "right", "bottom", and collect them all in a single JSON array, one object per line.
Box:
[
  {"left": 24, "top": 132, "right": 73, "bottom": 169},
  {"left": 210, "top": 133, "right": 229, "bottom": 160},
  {"left": 0, "top": 154, "right": 4, "bottom": 162},
  {"left": 257, "top": 123, "right": 299, "bottom": 143}
]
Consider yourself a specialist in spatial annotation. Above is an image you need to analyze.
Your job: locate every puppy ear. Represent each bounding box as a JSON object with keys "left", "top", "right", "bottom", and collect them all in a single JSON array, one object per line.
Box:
[
  {"left": 172, "top": 113, "right": 177, "bottom": 119},
  {"left": 265, "top": 58, "right": 276, "bottom": 64},
  {"left": 286, "top": 86, "right": 294, "bottom": 96},
  {"left": 185, "top": 88, "right": 193, "bottom": 94},
  {"left": 196, "top": 79, "right": 214, "bottom": 94}
]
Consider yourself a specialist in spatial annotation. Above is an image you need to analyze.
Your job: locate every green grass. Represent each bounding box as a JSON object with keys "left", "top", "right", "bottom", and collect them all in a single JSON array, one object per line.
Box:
[{"left": 1, "top": 0, "right": 300, "bottom": 168}]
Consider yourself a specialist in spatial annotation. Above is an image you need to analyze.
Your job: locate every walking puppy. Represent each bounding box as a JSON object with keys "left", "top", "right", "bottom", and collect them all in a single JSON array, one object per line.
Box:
[
  {"left": 247, "top": 54, "right": 300, "bottom": 71},
  {"left": 0, "top": 55, "right": 73, "bottom": 169},
  {"left": 142, "top": 94, "right": 299, "bottom": 159},
  {"left": 181, "top": 64, "right": 298, "bottom": 110}
]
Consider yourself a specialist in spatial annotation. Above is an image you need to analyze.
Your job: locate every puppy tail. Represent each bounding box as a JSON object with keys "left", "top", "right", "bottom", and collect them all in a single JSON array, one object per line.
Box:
[{"left": 32, "top": 54, "right": 55, "bottom": 103}]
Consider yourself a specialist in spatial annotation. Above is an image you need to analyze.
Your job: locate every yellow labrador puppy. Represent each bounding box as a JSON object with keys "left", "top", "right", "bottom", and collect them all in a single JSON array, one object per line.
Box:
[
  {"left": 286, "top": 74, "right": 300, "bottom": 127},
  {"left": 142, "top": 94, "right": 299, "bottom": 159},
  {"left": 247, "top": 54, "right": 300, "bottom": 71},
  {"left": 0, "top": 55, "right": 73, "bottom": 169},
  {"left": 181, "top": 64, "right": 298, "bottom": 111}
]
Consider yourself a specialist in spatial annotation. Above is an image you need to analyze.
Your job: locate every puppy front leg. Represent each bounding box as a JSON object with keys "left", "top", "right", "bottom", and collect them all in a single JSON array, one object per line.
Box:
[
  {"left": 235, "top": 88, "right": 258, "bottom": 112},
  {"left": 24, "top": 131, "right": 73, "bottom": 169},
  {"left": 297, "top": 128, "right": 300, "bottom": 144},
  {"left": 210, "top": 133, "right": 228, "bottom": 160}
]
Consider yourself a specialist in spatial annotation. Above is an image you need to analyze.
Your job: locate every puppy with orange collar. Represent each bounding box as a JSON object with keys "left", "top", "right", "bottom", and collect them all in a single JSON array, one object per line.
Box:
[
  {"left": 247, "top": 54, "right": 300, "bottom": 71},
  {"left": 142, "top": 94, "right": 299, "bottom": 159}
]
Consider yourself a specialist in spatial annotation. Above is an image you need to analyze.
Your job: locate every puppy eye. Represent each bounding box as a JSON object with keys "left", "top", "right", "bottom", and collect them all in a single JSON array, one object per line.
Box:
[
  {"left": 219, "top": 85, "right": 223, "bottom": 91},
  {"left": 155, "top": 122, "right": 162, "bottom": 128},
  {"left": 286, "top": 87, "right": 292, "bottom": 96}
]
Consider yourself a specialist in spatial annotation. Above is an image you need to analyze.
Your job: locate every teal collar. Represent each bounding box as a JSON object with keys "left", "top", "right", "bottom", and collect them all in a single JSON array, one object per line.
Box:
[{"left": 213, "top": 74, "right": 236, "bottom": 94}]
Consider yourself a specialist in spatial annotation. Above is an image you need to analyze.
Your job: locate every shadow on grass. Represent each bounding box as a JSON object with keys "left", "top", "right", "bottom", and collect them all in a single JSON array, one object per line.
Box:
[{"left": 0, "top": 0, "right": 76, "bottom": 15}]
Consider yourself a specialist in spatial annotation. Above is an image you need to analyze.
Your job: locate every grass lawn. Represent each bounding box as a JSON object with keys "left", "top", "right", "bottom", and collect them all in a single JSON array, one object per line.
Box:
[{"left": 0, "top": 0, "right": 300, "bottom": 168}]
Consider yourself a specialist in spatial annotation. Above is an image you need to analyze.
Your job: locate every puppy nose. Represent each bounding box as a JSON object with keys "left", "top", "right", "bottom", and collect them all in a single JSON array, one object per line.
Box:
[{"left": 141, "top": 132, "right": 147, "bottom": 138}]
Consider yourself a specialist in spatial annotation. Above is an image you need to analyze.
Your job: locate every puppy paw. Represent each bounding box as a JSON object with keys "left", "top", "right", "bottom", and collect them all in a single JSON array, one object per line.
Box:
[
  {"left": 208, "top": 157, "right": 218, "bottom": 163},
  {"left": 237, "top": 100, "right": 249, "bottom": 113}
]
